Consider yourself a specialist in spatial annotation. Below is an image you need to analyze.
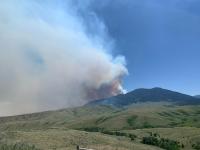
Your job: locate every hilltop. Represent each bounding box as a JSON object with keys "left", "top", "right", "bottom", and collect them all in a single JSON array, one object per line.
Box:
[{"left": 87, "top": 87, "right": 200, "bottom": 107}]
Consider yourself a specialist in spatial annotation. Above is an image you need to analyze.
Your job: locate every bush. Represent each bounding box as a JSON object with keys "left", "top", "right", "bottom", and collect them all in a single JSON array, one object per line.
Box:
[
  {"left": 128, "top": 134, "right": 137, "bottom": 141},
  {"left": 102, "top": 130, "right": 136, "bottom": 141},
  {"left": 127, "top": 116, "right": 137, "bottom": 127},
  {"left": 81, "top": 127, "right": 103, "bottom": 132},
  {"left": 192, "top": 142, "right": 200, "bottom": 150},
  {"left": 143, "top": 122, "right": 154, "bottom": 128},
  {"left": 142, "top": 133, "right": 182, "bottom": 150},
  {"left": 80, "top": 127, "right": 137, "bottom": 141}
]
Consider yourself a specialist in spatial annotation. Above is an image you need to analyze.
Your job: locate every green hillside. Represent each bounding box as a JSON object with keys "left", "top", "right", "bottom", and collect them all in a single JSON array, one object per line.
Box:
[
  {"left": 0, "top": 102, "right": 200, "bottom": 149},
  {"left": 2, "top": 102, "right": 200, "bottom": 131}
]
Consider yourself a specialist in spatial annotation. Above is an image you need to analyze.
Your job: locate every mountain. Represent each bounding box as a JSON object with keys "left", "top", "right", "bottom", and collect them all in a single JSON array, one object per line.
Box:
[
  {"left": 1, "top": 88, "right": 200, "bottom": 149},
  {"left": 195, "top": 95, "right": 200, "bottom": 98},
  {"left": 87, "top": 87, "right": 200, "bottom": 107}
]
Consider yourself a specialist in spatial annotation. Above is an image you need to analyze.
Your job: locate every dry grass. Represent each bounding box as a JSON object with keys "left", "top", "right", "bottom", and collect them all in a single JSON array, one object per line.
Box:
[
  {"left": 123, "top": 127, "right": 200, "bottom": 150},
  {"left": 1, "top": 103, "right": 200, "bottom": 149},
  {"left": 0, "top": 129, "right": 162, "bottom": 150}
]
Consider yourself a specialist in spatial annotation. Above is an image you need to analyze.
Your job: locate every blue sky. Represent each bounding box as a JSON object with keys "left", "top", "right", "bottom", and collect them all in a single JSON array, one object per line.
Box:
[{"left": 90, "top": 0, "right": 200, "bottom": 95}]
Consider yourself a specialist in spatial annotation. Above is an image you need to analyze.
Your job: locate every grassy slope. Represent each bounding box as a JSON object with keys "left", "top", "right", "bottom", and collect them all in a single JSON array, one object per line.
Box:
[
  {"left": 0, "top": 129, "right": 162, "bottom": 150},
  {"left": 123, "top": 127, "right": 200, "bottom": 150},
  {"left": 67, "top": 102, "right": 200, "bottom": 130},
  {"left": 1, "top": 102, "right": 200, "bottom": 149}
]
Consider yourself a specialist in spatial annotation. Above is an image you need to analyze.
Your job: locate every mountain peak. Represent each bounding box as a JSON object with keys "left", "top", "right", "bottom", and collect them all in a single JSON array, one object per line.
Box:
[{"left": 87, "top": 87, "right": 200, "bottom": 107}]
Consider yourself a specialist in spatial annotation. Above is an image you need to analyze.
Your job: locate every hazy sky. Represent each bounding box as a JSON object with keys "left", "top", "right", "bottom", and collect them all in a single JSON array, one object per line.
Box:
[{"left": 89, "top": 0, "right": 200, "bottom": 95}]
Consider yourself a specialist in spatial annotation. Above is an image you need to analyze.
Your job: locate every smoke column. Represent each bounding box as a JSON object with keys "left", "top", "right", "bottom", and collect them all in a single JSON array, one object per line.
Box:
[{"left": 0, "top": 0, "right": 128, "bottom": 116}]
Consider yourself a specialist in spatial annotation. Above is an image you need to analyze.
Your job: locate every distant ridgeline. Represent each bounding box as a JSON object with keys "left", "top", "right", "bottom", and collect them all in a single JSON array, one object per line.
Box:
[
  {"left": 195, "top": 95, "right": 200, "bottom": 98},
  {"left": 87, "top": 88, "right": 200, "bottom": 107}
]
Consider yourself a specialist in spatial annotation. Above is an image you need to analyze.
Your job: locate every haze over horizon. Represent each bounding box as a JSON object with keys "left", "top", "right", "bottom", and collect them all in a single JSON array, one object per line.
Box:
[{"left": 0, "top": 0, "right": 200, "bottom": 116}]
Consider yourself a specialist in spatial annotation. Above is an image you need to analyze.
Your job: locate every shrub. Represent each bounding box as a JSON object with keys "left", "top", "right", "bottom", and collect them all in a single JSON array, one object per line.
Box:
[
  {"left": 128, "top": 134, "right": 137, "bottom": 141},
  {"left": 127, "top": 116, "right": 137, "bottom": 127},
  {"left": 81, "top": 127, "right": 104, "bottom": 132},
  {"left": 102, "top": 130, "right": 136, "bottom": 141},
  {"left": 142, "top": 133, "right": 182, "bottom": 150},
  {"left": 192, "top": 142, "right": 200, "bottom": 150},
  {"left": 80, "top": 127, "right": 137, "bottom": 141},
  {"left": 143, "top": 122, "right": 154, "bottom": 128}
]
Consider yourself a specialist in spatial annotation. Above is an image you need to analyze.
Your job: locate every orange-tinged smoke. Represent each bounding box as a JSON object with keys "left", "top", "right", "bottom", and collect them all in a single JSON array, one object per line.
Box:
[{"left": 0, "top": 0, "right": 128, "bottom": 116}]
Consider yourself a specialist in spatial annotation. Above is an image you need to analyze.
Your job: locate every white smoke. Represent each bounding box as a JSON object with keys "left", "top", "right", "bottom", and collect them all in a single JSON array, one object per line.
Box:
[{"left": 0, "top": 0, "right": 128, "bottom": 116}]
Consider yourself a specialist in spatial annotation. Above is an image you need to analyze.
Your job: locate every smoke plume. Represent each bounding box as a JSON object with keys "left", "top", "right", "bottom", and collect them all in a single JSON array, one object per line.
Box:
[{"left": 0, "top": 0, "right": 128, "bottom": 116}]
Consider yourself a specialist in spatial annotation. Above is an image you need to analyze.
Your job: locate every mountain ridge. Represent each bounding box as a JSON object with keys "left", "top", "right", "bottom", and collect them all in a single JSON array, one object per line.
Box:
[
  {"left": 87, "top": 87, "right": 200, "bottom": 107},
  {"left": 195, "top": 95, "right": 200, "bottom": 98}
]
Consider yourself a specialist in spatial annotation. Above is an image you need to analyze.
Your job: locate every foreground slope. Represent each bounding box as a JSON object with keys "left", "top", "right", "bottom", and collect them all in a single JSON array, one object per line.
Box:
[
  {"left": 0, "top": 129, "right": 163, "bottom": 150},
  {"left": 1, "top": 102, "right": 200, "bottom": 149}
]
